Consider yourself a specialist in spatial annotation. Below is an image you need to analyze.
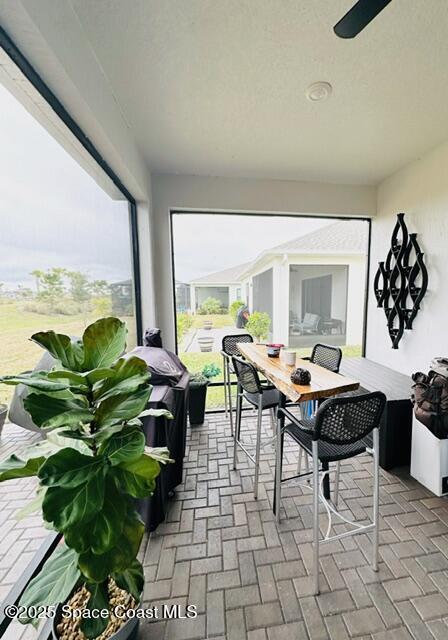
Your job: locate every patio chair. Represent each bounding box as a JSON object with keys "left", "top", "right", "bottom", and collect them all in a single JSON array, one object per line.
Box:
[
  {"left": 275, "top": 391, "right": 386, "bottom": 595},
  {"left": 298, "top": 343, "right": 343, "bottom": 478},
  {"left": 293, "top": 312, "right": 321, "bottom": 335},
  {"left": 232, "top": 355, "right": 280, "bottom": 499},
  {"left": 304, "top": 343, "right": 342, "bottom": 373},
  {"left": 221, "top": 333, "right": 253, "bottom": 436}
]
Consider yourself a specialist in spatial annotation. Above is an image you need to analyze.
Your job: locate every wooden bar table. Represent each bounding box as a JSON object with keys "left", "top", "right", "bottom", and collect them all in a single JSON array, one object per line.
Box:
[{"left": 237, "top": 343, "right": 360, "bottom": 503}]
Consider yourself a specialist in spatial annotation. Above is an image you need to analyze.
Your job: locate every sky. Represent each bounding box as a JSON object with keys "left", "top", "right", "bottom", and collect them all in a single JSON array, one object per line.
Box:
[
  {"left": 0, "top": 82, "right": 133, "bottom": 290},
  {"left": 172, "top": 214, "right": 333, "bottom": 282}
]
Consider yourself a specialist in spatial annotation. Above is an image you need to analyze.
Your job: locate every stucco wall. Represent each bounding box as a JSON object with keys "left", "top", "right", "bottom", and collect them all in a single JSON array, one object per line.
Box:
[{"left": 366, "top": 139, "right": 448, "bottom": 374}]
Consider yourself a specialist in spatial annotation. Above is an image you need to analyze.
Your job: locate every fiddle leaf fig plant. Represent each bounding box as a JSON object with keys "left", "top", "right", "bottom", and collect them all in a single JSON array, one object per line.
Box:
[{"left": 0, "top": 317, "right": 173, "bottom": 638}]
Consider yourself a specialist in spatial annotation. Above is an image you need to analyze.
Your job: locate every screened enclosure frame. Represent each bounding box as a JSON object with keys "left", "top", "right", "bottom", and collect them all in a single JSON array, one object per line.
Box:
[
  {"left": 0, "top": 24, "right": 143, "bottom": 344},
  {"left": 170, "top": 210, "right": 372, "bottom": 413}
]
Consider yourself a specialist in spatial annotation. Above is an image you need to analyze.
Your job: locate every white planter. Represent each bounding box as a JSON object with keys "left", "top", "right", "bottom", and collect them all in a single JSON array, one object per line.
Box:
[
  {"left": 411, "top": 415, "right": 448, "bottom": 496},
  {"left": 198, "top": 336, "right": 214, "bottom": 352}
]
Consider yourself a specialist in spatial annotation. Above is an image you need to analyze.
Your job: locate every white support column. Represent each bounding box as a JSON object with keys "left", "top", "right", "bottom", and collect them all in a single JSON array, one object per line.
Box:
[
  {"left": 190, "top": 286, "right": 196, "bottom": 313},
  {"left": 346, "top": 257, "right": 365, "bottom": 345},
  {"left": 272, "top": 255, "right": 290, "bottom": 344}
]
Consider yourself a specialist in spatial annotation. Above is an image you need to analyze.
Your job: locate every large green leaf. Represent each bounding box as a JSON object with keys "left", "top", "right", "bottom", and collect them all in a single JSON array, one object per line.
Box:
[
  {"left": 18, "top": 544, "right": 80, "bottom": 624},
  {"left": 24, "top": 393, "right": 92, "bottom": 429},
  {"left": 95, "top": 387, "right": 151, "bottom": 429},
  {"left": 38, "top": 448, "right": 105, "bottom": 488},
  {"left": 25, "top": 427, "right": 93, "bottom": 458},
  {"left": 78, "top": 511, "right": 144, "bottom": 582},
  {"left": 0, "top": 371, "right": 69, "bottom": 392},
  {"left": 58, "top": 423, "right": 125, "bottom": 446},
  {"left": 30, "top": 331, "right": 83, "bottom": 371},
  {"left": 82, "top": 317, "right": 127, "bottom": 370},
  {"left": 112, "top": 558, "right": 144, "bottom": 601},
  {"left": 93, "top": 356, "right": 150, "bottom": 402},
  {"left": 64, "top": 480, "right": 125, "bottom": 554},
  {"left": 0, "top": 454, "right": 44, "bottom": 482},
  {"left": 81, "top": 581, "right": 109, "bottom": 639},
  {"left": 112, "top": 453, "right": 160, "bottom": 498},
  {"left": 139, "top": 408, "right": 173, "bottom": 420},
  {"left": 48, "top": 368, "right": 115, "bottom": 387},
  {"left": 98, "top": 425, "right": 145, "bottom": 466},
  {"left": 42, "top": 465, "right": 106, "bottom": 530},
  {"left": 144, "top": 446, "right": 174, "bottom": 465}
]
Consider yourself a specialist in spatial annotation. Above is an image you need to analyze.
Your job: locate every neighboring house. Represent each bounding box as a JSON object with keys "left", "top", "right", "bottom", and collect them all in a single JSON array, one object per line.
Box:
[
  {"left": 191, "top": 221, "right": 368, "bottom": 347},
  {"left": 110, "top": 279, "right": 133, "bottom": 316},
  {"left": 189, "top": 262, "right": 250, "bottom": 312},
  {"left": 175, "top": 281, "right": 191, "bottom": 312}
]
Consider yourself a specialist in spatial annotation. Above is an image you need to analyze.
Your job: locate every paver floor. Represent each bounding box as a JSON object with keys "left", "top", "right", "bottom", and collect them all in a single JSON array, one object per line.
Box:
[
  {"left": 0, "top": 422, "right": 47, "bottom": 640},
  {"left": 140, "top": 411, "right": 448, "bottom": 640},
  {"left": 2, "top": 412, "right": 448, "bottom": 640}
]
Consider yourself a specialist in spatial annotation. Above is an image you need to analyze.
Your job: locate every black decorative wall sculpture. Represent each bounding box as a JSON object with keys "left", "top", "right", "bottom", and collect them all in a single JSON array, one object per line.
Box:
[{"left": 373, "top": 213, "right": 428, "bottom": 349}]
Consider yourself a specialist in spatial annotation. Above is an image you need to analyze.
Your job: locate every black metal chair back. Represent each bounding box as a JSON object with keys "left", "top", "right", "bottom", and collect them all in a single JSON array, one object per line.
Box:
[
  {"left": 231, "top": 356, "right": 262, "bottom": 394},
  {"left": 314, "top": 391, "right": 386, "bottom": 445},
  {"left": 310, "top": 343, "right": 342, "bottom": 373},
  {"left": 222, "top": 333, "right": 253, "bottom": 356}
]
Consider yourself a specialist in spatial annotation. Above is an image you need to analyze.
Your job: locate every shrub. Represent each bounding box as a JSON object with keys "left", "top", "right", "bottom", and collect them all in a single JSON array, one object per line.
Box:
[
  {"left": 176, "top": 312, "right": 194, "bottom": 341},
  {"left": 246, "top": 311, "right": 271, "bottom": 341},
  {"left": 24, "top": 299, "right": 82, "bottom": 316},
  {"left": 202, "top": 363, "right": 221, "bottom": 379},
  {"left": 230, "top": 300, "right": 245, "bottom": 321},
  {"left": 92, "top": 295, "right": 112, "bottom": 317},
  {"left": 190, "top": 362, "right": 221, "bottom": 386},
  {"left": 198, "top": 297, "right": 222, "bottom": 315}
]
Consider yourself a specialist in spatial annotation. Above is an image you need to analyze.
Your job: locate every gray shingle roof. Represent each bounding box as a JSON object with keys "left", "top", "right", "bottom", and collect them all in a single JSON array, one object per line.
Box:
[
  {"left": 191, "top": 221, "right": 367, "bottom": 284},
  {"left": 267, "top": 220, "right": 368, "bottom": 255},
  {"left": 191, "top": 262, "right": 251, "bottom": 285}
]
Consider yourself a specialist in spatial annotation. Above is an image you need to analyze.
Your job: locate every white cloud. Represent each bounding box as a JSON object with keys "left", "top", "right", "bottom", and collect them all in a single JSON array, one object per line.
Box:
[{"left": 0, "top": 83, "right": 133, "bottom": 288}]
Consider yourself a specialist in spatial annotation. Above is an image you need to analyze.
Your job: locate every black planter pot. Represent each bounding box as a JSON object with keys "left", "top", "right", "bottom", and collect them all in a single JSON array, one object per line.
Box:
[{"left": 188, "top": 383, "right": 208, "bottom": 425}]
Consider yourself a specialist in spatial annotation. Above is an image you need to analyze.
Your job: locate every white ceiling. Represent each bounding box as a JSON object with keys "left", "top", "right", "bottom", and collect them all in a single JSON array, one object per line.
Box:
[{"left": 69, "top": 0, "right": 448, "bottom": 185}]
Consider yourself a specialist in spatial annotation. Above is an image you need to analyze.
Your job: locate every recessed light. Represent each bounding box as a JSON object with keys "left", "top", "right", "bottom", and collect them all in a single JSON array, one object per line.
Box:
[{"left": 306, "top": 81, "right": 333, "bottom": 102}]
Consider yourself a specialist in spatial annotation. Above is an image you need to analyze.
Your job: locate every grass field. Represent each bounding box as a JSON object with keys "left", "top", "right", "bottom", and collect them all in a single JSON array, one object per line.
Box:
[
  {"left": 0, "top": 302, "right": 135, "bottom": 406},
  {"left": 191, "top": 313, "right": 233, "bottom": 329}
]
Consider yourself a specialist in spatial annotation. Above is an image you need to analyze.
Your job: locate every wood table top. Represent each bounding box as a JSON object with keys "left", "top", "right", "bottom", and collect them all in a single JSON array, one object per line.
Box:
[{"left": 237, "top": 343, "right": 360, "bottom": 403}]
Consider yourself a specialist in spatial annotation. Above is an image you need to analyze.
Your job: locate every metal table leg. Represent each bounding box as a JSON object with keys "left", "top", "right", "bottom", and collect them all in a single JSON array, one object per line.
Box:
[{"left": 273, "top": 392, "right": 286, "bottom": 520}]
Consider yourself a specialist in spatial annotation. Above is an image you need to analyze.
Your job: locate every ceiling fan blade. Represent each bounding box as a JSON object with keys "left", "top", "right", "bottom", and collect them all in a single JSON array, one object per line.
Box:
[{"left": 334, "top": 0, "right": 393, "bottom": 39}]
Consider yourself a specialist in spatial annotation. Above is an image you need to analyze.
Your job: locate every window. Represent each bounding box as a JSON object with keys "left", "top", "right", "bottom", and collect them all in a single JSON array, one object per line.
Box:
[
  {"left": 0, "top": 78, "right": 137, "bottom": 409},
  {"left": 171, "top": 213, "right": 369, "bottom": 411}
]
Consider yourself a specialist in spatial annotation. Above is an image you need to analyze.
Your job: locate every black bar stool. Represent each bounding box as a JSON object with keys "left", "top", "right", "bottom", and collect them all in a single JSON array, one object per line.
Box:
[
  {"left": 221, "top": 334, "right": 253, "bottom": 436},
  {"left": 275, "top": 391, "right": 386, "bottom": 594},
  {"left": 232, "top": 355, "right": 280, "bottom": 499}
]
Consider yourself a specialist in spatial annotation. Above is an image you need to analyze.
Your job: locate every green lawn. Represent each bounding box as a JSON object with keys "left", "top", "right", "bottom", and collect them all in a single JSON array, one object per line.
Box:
[
  {"left": 191, "top": 313, "right": 233, "bottom": 329},
  {"left": 0, "top": 301, "right": 135, "bottom": 406}
]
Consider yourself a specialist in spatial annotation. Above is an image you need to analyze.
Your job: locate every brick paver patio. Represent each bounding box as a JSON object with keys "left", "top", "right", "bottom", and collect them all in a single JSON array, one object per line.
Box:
[
  {"left": 0, "top": 422, "right": 46, "bottom": 640},
  {"left": 140, "top": 411, "right": 448, "bottom": 640},
  {"left": 2, "top": 413, "right": 448, "bottom": 640}
]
